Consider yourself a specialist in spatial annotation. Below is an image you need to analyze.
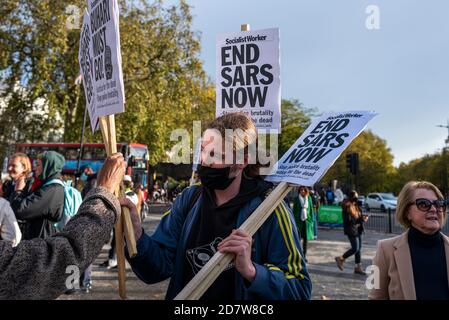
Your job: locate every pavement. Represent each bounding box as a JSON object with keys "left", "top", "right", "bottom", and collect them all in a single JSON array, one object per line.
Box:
[{"left": 58, "top": 204, "right": 396, "bottom": 300}]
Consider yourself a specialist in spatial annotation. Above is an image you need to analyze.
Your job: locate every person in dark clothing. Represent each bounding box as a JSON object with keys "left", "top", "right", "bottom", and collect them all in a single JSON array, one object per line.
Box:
[
  {"left": 183, "top": 177, "right": 271, "bottom": 300},
  {"left": 370, "top": 181, "right": 449, "bottom": 300},
  {"left": 293, "top": 186, "right": 315, "bottom": 260},
  {"left": 78, "top": 165, "right": 97, "bottom": 293},
  {"left": 310, "top": 189, "right": 320, "bottom": 239},
  {"left": 9, "top": 151, "right": 65, "bottom": 240},
  {"left": 123, "top": 113, "right": 311, "bottom": 300},
  {"left": 80, "top": 165, "right": 97, "bottom": 199},
  {"left": 2, "top": 153, "right": 34, "bottom": 202},
  {"left": 325, "top": 187, "right": 335, "bottom": 205},
  {"left": 3, "top": 153, "right": 35, "bottom": 233},
  {"left": 335, "top": 190, "right": 368, "bottom": 275},
  {"left": 0, "top": 153, "right": 126, "bottom": 299}
]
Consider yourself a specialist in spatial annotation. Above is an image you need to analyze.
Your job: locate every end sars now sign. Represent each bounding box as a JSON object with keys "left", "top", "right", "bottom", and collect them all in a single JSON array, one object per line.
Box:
[
  {"left": 216, "top": 28, "right": 281, "bottom": 132},
  {"left": 266, "top": 111, "right": 377, "bottom": 186}
]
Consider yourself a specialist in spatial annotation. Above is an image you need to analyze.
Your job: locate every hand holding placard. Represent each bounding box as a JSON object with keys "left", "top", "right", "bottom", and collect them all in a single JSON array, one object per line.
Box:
[{"left": 175, "top": 110, "right": 377, "bottom": 300}]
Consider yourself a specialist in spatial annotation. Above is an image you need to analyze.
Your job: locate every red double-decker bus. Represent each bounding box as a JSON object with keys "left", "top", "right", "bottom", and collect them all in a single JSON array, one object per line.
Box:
[{"left": 13, "top": 142, "right": 149, "bottom": 187}]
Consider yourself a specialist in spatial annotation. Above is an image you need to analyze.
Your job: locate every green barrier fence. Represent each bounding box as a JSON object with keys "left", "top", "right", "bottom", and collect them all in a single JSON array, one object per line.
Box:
[{"left": 318, "top": 205, "right": 343, "bottom": 228}]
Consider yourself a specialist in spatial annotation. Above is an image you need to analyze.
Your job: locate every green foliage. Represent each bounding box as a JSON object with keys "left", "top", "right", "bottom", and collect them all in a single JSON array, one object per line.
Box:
[
  {"left": 0, "top": 0, "right": 215, "bottom": 164},
  {"left": 321, "top": 130, "right": 396, "bottom": 195},
  {"left": 393, "top": 150, "right": 449, "bottom": 196},
  {"left": 278, "top": 99, "right": 317, "bottom": 157}
]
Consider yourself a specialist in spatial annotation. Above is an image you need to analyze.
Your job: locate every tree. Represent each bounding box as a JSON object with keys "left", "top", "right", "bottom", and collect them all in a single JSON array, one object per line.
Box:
[
  {"left": 320, "top": 130, "right": 396, "bottom": 195},
  {"left": 394, "top": 150, "right": 448, "bottom": 196},
  {"left": 0, "top": 0, "right": 215, "bottom": 164},
  {"left": 278, "top": 99, "right": 317, "bottom": 157}
]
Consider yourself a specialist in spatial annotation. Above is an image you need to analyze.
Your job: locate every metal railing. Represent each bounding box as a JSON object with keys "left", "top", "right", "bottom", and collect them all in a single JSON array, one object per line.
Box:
[{"left": 363, "top": 208, "right": 449, "bottom": 235}]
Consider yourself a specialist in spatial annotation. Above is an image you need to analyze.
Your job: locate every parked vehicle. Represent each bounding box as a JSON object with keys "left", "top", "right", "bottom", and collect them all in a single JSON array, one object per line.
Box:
[
  {"left": 365, "top": 193, "right": 397, "bottom": 212},
  {"left": 357, "top": 195, "right": 366, "bottom": 208}
]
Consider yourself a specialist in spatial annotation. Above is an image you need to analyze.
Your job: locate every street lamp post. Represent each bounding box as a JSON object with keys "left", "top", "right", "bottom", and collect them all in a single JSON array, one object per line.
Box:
[{"left": 436, "top": 120, "right": 449, "bottom": 198}]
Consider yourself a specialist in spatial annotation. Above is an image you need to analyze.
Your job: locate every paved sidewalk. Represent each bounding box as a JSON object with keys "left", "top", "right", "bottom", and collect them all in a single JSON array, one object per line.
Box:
[
  {"left": 306, "top": 228, "right": 394, "bottom": 300},
  {"left": 59, "top": 205, "right": 396, "bottom": 300}
]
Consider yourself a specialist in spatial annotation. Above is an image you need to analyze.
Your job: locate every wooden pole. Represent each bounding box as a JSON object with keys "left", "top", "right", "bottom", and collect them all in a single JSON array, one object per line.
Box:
[
  {"left": 189, "top": 170, "right": 196, "bottom": 186},
  {"left": 174, "top": 181, "right": 292, "bottom": 300},
  {"left": 99, "top": 115, "right": 137, "bottom": 300},
  {"left": 241, "top": 24, "right": 250, "bottom": 31}
]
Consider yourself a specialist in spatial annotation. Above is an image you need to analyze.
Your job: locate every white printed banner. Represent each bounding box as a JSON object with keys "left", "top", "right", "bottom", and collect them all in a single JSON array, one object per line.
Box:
[
  {"left": 78, "top": 10, "right": 99, "bottom": 132},
  {"left": 266, "top": 111, "right": 377, "bottom": 186},
  {"left": 216, "top": 28, "right": 281, "bottom": 132},
  {"left": 86, "top": 0, "right": 125, "bottom": 118}
]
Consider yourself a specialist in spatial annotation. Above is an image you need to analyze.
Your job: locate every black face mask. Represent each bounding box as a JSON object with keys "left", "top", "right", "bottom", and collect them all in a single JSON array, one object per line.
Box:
[{"left": 197, "top": 164, "right": 236, "bottom": 190}]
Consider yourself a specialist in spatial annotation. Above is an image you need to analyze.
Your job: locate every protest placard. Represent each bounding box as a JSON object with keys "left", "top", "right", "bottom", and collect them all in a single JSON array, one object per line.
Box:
[
  {"left": 266, "top": 111, "right": 377, "bottom": 185},
  {"left": 78, "top": 1, "right": 133, "bottom": 299},
  {"left": 216, "top": 28, "right": 281, "bottom": 132},
  {"left": 175, "top": 110, "right": 377, "bottom": 300},
  {"left": 78, "top": 10, "right": 99, "bottom": 132}
]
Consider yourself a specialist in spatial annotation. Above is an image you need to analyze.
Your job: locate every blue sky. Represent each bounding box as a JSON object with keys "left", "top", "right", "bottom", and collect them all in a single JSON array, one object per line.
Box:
[{"left": 168, "top": 0, "right": 449, "bottom": 166}]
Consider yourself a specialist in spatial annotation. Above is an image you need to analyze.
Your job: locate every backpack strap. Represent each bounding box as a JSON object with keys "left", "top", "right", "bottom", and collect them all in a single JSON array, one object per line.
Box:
[
  {"left": 43, "top": 179, "right": 65, "bottom": 188},
  {"left": 186, "top": 185, "right": 202, "bottom": 216}
]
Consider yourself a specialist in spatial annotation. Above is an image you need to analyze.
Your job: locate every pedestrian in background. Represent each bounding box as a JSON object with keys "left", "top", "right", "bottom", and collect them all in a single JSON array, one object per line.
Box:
[
  {"left": 80, "top": 165, "right": 97, "bottom": 199},
  {"left": 124, "top": 175, "right": 138, "bottom": 205},
  {"left": 369, "top": 181, "right": 449, "bottom": 300},
  {"left": 310, "top": 188, "right": 320, "bottom": 239},
  {"left": 335, "top": 190, "right": 368, "bottom": 275},
  {"left": 9, "top": 151, "right": 65, "bottom": 240},
  {"left": 2, "top": 153, "right": 33, "bottom": 202},
  {"left": 0, "top": 179, "right": 21, "bottom": 246},
  {"left": 135, "top": 183, "right": 145, "bottom": 218},
  {"left": 76, "top": 165, "right": 97, "bottom": 293},
  {"left": 325, "top": 187, "right": 335, "bottom": 205},
  {"left": 293, "top": 186, "right": 315, "bottom": 262},
  {"left": 0, "top": 153, "right": 126, "bottom": 299}
]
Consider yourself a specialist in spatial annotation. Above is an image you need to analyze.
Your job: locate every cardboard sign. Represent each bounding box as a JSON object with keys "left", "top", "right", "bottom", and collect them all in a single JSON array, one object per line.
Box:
[
  {"left": 87, "top": 0, "right": 125, "bottom": 118},
  {"left": 78, "top": 10, "right": 99, "bottom": 132},
  {"left": 266, "top": 111, "right": 377, "bottom": 186},
  {"left": 216, "top": 28, "right": 281, "bottom": 132}
]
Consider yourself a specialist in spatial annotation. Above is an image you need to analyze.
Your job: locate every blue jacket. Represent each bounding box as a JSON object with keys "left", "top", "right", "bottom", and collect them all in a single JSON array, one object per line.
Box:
[{"left": 126, "top": 185, "right": 312, "bottom": 300}]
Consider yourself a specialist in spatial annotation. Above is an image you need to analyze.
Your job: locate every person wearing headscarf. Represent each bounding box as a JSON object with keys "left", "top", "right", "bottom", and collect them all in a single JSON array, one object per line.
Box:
[{"left": 9, "top": 151, "right": 65, "bottom": 239}]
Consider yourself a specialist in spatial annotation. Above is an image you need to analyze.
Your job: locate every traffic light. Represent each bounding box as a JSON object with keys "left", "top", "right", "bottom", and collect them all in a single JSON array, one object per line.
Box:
[
  {"left": 346, "top": 153, "right": 352, "bottom": 170},
  {"left": 346, "top": 153, "right": 359, "bottom": 175}
]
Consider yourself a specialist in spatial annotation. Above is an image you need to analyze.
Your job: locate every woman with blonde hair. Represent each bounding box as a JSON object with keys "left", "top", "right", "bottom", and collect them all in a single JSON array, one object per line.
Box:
[
  {"left": 369, "top": 181, "right": 449, "bottom": 300},
  {"left": 123, "top": 112, "right": 312, "bottom": 300},
  {"left": 2, "top": 153, "right": 33, "bottom": 201}
]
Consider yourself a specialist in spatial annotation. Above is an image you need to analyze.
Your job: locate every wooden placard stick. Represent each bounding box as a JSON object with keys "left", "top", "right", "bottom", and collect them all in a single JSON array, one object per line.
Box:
[
  {"left": 241, "top": 23, "right": 250, "bottom": 31},
  {"left": 174, "top": 181, "right": 292, "bottom": 300},
  {"left": 99, "top": 114, "right": 137, "bottom": 299}
]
